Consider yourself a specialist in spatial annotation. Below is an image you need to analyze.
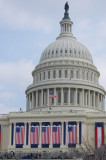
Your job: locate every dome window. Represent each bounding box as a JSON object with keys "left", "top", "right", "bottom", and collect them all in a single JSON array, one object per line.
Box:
[
  {"left": 48, "top": 51, "right": 50, "bottom": 55},
  {"left": 60, "top": 49, "right": 62, "bottom": 53},
  {"left": 74, "top": 50, "right": 76, "bottom": 54},
  {"left": 52, "top": 51, "right": 54, "bottom": 55},
  {"left": 70, "top": 50, "right": 72, "bottom": 53},
  {"left": 65, "top": 50, "right": 67, "bottom": 53},
  {"left": 56, "top": 50, "right": 58, "bottom": 54}
]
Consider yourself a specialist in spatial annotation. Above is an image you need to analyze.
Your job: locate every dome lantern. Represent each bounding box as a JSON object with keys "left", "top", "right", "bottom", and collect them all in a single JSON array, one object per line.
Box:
[{"left": 58, "top": 2, "right": 73, "bottom": 38}]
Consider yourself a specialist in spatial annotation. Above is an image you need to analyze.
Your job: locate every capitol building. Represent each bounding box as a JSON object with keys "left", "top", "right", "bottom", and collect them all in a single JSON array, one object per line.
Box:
[{"left": 0, "top": 3, "right": 106, "bottom": 153}]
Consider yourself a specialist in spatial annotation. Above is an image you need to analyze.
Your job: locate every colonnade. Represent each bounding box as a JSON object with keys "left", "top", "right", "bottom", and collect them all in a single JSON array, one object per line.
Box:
[
  {"left": 26, "top": 88, "right": 105, "bottom": 111},
  {"left": 9, "top": 121, "right": 81, "bottom": 149}
]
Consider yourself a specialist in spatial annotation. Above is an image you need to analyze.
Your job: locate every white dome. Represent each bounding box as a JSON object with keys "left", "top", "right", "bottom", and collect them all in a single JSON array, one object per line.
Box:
[{"left": 40, "top": 36, "right": 93, "bottom": 64}]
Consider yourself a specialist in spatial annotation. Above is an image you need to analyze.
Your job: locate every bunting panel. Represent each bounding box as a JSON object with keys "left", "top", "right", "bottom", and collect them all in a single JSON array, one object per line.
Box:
[
  {"left": 52, "top": 122, "right": 62, "bottom": 145},
  {"left": 68, "top": 122, "right": 77, "bottom": 145},
  {"left": 15, "top": 123, "right": 25, "bottom": 145},
  {"left": 95, "top": 122, "right": 104, "bottom": 148},
  {"left": 41, "top": 122, "right": 50, "bottom": 145},
  {"left": 30, "top": 122, "right": 39, "bottom": 145}
]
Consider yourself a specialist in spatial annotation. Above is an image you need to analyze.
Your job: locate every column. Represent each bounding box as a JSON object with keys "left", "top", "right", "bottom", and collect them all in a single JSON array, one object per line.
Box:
[
  {"left": 47, "top": 89, "right": 49, "bottom": 107},
  {"left": 36, "top": 91, "right": 38, "bottom": 108},
  {"left": 29, "top": 93, "right": 31, "bottom": 109},
  {"left": 41, "top": 89, "right": 43, "bottom": 107},
  {"left": 77, "top": 122, "right": 79, "bottom": 145},
  {"left": 38, "top": 122, "right": 42, "bottom": 148},
  {"left": 32, "top": 92, "right": 34, "bottom": 109},
  {"left": 54, "top": 88, "right": 56, "bottom": 106},
  {"left": 68, "top": 88, "right": 70, "bottom": 106},
  {"left": 98, "top": 93, "right": 99, "bottom": 109},
  {"left": 61, "top": 88, "right": 63, "bottom": 106},
  {"left": 93, "top": 91, "right": 95, "bottom": 107},
  {"left": 9, "top": 123, "right": 12, "bottom": 146},
  {"left": 103, "top": 96, "right": 105, "bottom": 111},
  {"left": 49, "top": 122, "right": 52, "bottom": 148},
  {"left": 23, "top": 123, "right": 26, "bottom": 148},
  {"left": 88, "top": 90, "right": 90, "bottom": 107},
  {"left": 26, "top": 95, "right": 29, "bottom": 111},
  {"left": 75, "top": 88, "right": 77, "bottom": 106},
  {"left": 82, "top": 89, "right": 84, "bottom": 106},
  {"left": 61, "top": 122, "right": 64, "bottom": 148},
  {"left": 13, "top": 123, "right": 16, "bottom": 147},
  {"left": 66, "top": 122, "right": 68, "bottom": 147},
  {"left": 28, "top": 122, "right": 31, "bottom": 148},
  {"left": 101, "top": 94, "right": 102, "bottom": 110}
]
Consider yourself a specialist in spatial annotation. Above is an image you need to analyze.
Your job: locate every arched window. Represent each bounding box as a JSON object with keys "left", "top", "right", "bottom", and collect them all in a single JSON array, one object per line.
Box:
[
  {"left": 64, "top": 91, "right": 68, "bottom": 103},
  {"left": 48, "top": 71, "right": 50, "bottom": 79},
  {"left": 40, "top": 73, "right": 41, "bottom": 81},
  {"left": 56, "top": 50, "right": 58, "bottom": 54},
  {"left": 58, "top": 91, "right": 61, "bottom": 104},
  {"left": 60, "top": 49, "right": 62, "bottom": 53},
  {"left": 65, "top": 50, "right": 67, "bottom": 53},
  {"left": 43, "top": 72, "right": 45, "bottom": 80},
  {"left": 53, "top": 70, "right": 56, "bottom": 78},
  {"left": 71, "top": 70, "right": 73, "bottom": 78},
  {"left": 59, "top": 70, "right": 61, "bottom": 78},
  {"left": 82, "top": 71, "right": 85, "bottom": 79},
  {"left": 76, "top": 70, "right": 80, "bottom": 79},
  {"left": 70, "top": 91, "right": 74, "bottom": 103},
  {"left": 86, "top": 72, "right": 88, "bottom": 80},
  {"left": 77, "top": 92, "right": 80, "bottom": 104},
  {"left": 65, "top": 70, "right": 68, "bottom": 78}
]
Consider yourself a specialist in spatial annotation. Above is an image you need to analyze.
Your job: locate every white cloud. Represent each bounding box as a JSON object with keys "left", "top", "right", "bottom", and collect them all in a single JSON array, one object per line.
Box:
[
  {"left": 0, "top": 0, "right": 53, "bottom": 33},
  {"left": 0, "top": 60, "right": 34, "bottom": 87},
  {"left": 0, "top": 103, "right": 19, "bottom": 114},
  {"left": 0, "top": 91, "right": 15, "bottom": 99}
]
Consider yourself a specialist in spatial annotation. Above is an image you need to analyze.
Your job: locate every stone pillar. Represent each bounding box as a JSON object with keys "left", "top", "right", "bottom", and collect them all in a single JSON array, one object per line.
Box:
[
  {"left": 36, "top": 91, "right": 38, "bottom": 108},
  {"left": 88, "top": 90, "right": 90, "bottom": 107},
  {"left": 77, "top": 122, "right": 79, "bottom": 145},
  {"left": 101, "top": 94, "right": 102, "bottom": 110},
  {"left": 38, "top": 122, "right": 42, "bottom": 148},
  {"left": 103, "top": 96, "right": 105, "bottom": 111},
  {"left": 49, "top": 122, "right": 52, "bottom": 148},
  {"left": 82, "top": 89, "right": 84, "bottom": 106},
  {"left": 54, "top": 88, "right": 56, "bottom": 106},
  {"left": 28, "top": 122, "right": 31, "bottom": 148},
  {"left": 41, "top": 89, "right": 43, "bottom": 107},
  {"left": 61, "top": 122, "right": 64, "bottom": 148},
  {"left": 23, "top": 123, "right": 26, "bottom": 148},
  {"left": 68, "top": 88, "right": 70, "bottom": 106},
  {"left": 26, "top": 95, "right": 29, "bottom": 111},
  {"left": 13, "top": 123, "right": 16, "bottom": 147},
  {"left": 98, "top": 93, "right": 99, "bottom": 109},
  {"left": 93, "top": 91, "right": 95, "bottom": 107},
  {"left": 66, "top": 122, "right": 68, "bottom": 147},
  {"left": 75, "top": 88, "right": 77, "bottom": 106},
  {"left": 61, "top": 88, "right": 63, "bottom": 106},
  {"left": 47, "top": 89, "right": 49, "bottom": 107},
  {"left": 32, "top": 92, "right": 34, "bottom": 109},
  {"left": 9, "top": 123, "right": 11, "bottom": 146}
]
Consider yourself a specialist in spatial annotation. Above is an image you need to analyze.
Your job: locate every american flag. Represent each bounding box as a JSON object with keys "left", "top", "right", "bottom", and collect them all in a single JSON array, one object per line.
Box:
[
  {"left": 68, "top": 124, "right": 77, "bottom": 144},
  {"left": 30, "top": 125, "right": 40, "bottom": 144},
  {"left": 15, "top": 126, "right": 25, "bottom": 145},
  {"left": 49, "top": 93, "right": 58, "bottom": 98},
  {"left": 0, "top": 125, "right": 1, "bottom": 147},
  {"left": 52, "top": 125, "right": 62, "bottom": 144},
  {"left": 95, "top": 122, "right": 104, "bottom": 148},
  {"left": 41, "top": 125, "right": 50, "bottom": 144}
]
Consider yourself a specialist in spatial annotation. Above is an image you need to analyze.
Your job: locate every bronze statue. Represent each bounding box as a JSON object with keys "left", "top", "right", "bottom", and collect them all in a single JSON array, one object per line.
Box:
[{"left": 65, "top": 2, "right": 69, "bottom": 12}]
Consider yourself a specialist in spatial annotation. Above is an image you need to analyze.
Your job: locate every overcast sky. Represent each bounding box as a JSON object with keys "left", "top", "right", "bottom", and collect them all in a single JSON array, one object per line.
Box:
[{"left": 0, "top": 0, "right": 106, "bottom": 113}]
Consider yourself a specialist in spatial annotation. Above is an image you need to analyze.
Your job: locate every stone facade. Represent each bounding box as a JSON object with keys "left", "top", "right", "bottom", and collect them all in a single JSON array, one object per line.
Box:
[{"left": 0, "top": 3, "right": 106, "bottom": 153}]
